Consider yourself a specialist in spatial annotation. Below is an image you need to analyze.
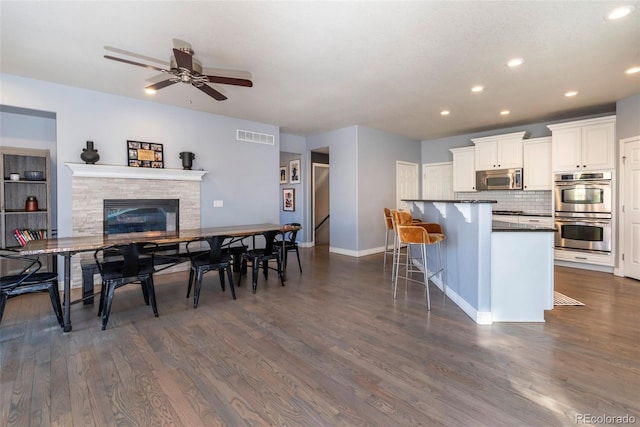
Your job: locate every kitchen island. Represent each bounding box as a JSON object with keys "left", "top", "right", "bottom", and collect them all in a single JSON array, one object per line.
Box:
[{"left": 404, "top": 199, "right": 555, "bottom": 324}]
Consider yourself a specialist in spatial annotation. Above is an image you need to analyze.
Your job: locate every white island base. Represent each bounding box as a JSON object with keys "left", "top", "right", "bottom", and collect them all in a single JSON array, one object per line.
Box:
[{"left": 491, "top": 231, "right": 554, "bottom": 322}]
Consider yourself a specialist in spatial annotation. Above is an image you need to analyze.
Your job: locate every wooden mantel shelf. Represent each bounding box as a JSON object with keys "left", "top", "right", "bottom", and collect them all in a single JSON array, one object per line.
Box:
[{"left": 65, "top": 163, "right": 207, "bottom": 181}]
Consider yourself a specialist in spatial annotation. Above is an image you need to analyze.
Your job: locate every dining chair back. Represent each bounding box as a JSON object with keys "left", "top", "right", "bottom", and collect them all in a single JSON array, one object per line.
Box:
[
  {"left": 237, "top": 230, "right": 285, "bottom": 293},
  {"left": 279, "top": 222, "right": 302, "bottom": 272},
  {"left": 0, "top": 251, "right": 63, "bottom": 327},
  {"left": 94, "top": 242, "right": 158, "bottom": 330},
  {"left": 186, "top": 235, "right": 235, "bottom": 308}
]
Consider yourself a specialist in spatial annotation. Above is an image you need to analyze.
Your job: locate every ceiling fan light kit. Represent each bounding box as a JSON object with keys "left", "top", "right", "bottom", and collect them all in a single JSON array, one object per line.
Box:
[{"left": 105, "top": 41, "right": 252, "bottom": 101}]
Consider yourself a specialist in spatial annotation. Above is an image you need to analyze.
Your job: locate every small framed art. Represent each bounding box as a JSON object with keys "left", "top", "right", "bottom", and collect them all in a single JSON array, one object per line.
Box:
[
  {"left": 283, "top": 188, "right": 295, "bottom": 211},
  {"left": 280, "top": 166, "right": 288, "bottom": 184},
  {"left": 289, "top": 159, "right": 301, "bottom": 184},
  {"left": 127, "top": 140, "right": 164, "bottom": 168}
]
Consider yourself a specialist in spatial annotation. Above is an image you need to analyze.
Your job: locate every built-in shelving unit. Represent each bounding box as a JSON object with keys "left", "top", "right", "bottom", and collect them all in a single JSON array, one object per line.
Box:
[{"left": 1, "top": 147, "right": 53, "bottom": 273}]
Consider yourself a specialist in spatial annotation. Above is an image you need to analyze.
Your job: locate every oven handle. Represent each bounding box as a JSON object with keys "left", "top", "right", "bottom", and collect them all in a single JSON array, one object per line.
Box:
[
  {"left": 555, "top": 218, "right": 611, "bottom": 225},
  {"left": 554, "top": 181, "right": 611, "bottom": 187}
]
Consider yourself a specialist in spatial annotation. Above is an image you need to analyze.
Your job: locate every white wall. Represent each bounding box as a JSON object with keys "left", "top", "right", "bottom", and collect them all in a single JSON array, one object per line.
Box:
[{"left": 0, "top": 74, "right": 281, "bottom": 239}]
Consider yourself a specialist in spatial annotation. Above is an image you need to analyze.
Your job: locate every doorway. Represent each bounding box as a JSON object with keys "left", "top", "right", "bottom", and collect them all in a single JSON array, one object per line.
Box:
[{"left": 312, "top": 149, "right": 330, "bottom": 248}]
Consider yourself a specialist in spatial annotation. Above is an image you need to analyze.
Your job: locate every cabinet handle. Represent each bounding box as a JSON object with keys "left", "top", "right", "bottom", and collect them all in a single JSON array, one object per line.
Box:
[
  {"left": 575, "top": 256, "right": 588, "bottom": 260},
  {"left": 583, "top": 165, "right": 587, "bottom": 168},
  {"left": 576, "top": 165, "right": 580, "bottom": 168}
]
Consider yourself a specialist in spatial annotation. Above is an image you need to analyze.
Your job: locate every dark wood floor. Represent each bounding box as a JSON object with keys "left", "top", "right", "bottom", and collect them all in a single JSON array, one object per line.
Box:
[{"left": 1, "top": 247, "right": 639, "bottom": 426}]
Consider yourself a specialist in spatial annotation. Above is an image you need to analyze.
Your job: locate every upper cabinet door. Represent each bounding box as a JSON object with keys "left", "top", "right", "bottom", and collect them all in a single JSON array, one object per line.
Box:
[
  {"left": 551, "top": 128, "right": 582, "bottom": 172},
  {"left": 581, "top": 122, "right": 615, "bottom": 171},
  {"left": 474, "top": 140, "right": 498, "bottom": 170},
  {"left": 450, "top": 147, "right": 476, "bottom": 192},
  {"left": 523, "top": 138, "right": 552, "bottom": 191},
  {"left": 497, "top": 137, "right": 524, "bottom": 169}
]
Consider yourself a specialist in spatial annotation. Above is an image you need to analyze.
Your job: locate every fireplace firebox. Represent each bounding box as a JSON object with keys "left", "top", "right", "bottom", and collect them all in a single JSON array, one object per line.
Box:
[{"left": 103, "top": 199, "right": 179, "bottom": 235}]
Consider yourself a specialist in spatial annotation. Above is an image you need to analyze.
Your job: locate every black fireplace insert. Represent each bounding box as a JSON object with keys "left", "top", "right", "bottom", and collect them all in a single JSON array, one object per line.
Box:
[{"left": 103, "top": 199, "right": 179, "bottom": 235}]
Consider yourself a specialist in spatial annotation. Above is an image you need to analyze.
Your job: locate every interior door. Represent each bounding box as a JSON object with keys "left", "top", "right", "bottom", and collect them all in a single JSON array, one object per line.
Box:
[
  {"left": 623, "top": 138, "right": 640, "bottom": 280},
  {"left": 396, "top": 161, "right": 419, "bottom": 210},
  {"left": 422, "top": 162, "right": 453, "bottom": 199}
]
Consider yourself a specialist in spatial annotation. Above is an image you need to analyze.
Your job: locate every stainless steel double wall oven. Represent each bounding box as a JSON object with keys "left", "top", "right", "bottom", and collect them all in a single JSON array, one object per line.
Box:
[{"left": 554, "top": 171, "right": 612, "bottom": 254}]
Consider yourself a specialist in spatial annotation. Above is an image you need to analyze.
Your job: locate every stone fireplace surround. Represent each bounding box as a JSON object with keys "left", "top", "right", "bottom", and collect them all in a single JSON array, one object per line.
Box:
[{"left": 66, "top": 163, "right": 207, "bottom": 287}]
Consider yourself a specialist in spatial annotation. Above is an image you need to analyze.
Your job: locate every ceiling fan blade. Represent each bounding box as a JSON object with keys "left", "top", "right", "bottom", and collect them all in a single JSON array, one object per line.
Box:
[
  {"left": 146, "top": 79, "right": 177, "bottom": 91},
  {"left": 202, "top": 67, "right": 252, "bottom": 80},
  {"left": 146, "top": 73, "right": 171, "bottom": 84},
  {"left": 173, "top": 48, "right": 193, "bottom": 71},
  {"left": 197, "top": 84, "right": 227, "bottom": 101},
  {"left": 104, "top": 55, "right": 167, "bottom": 73},
  {"left": 104, "top": 46, "right": 169, "bottom": 66},
  {"left": 206, "top": 75, "right": 253, "bottom": 87}
]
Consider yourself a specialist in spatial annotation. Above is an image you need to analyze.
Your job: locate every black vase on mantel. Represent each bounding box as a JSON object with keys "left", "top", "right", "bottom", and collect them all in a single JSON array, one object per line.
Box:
[
  {"left": 80, "top": 141, "right": 100, "bottom": 164},
  {"left": 179, "top": 151, "right": 195, "bottom": 170}
]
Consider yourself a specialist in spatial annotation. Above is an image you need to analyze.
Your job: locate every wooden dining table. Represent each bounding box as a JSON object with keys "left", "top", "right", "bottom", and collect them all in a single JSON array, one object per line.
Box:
[{"left": 20, "top": 223, "right": 298, "bottom": 332}]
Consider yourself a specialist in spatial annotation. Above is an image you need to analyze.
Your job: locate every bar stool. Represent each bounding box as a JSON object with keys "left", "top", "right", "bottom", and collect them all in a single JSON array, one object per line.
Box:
[
  {"left": 382, "top": 208, "right": 395, "bottom": 271},
  {"left": 392, "top": 211, "right": 446, "bottom": 310}
]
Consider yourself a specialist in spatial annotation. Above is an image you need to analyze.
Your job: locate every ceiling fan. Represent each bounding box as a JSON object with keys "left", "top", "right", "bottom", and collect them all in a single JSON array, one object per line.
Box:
[{"left": 104, "top": 39, "right": 253, "bottom": 101}]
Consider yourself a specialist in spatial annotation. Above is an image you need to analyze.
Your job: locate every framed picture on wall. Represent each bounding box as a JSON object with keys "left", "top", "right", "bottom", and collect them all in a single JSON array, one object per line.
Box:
[
  {"left": 280, "top": 166, "right": 288, "bottom": 184},
  {"left": 289, "top": 159, "right": 301, "bottom": 184},
  {"left": 283, "top": 188, "right": 295, "bottom": 211},
  {"left": 127, "top": 140, "right": 164, "bottom": 168}
]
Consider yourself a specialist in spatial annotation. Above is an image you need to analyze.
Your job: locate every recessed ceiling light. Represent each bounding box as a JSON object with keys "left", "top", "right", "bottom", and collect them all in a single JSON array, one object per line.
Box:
[
  {"left": 565, "top": 91, "right": 578, "bottom": 97},
  {"left": 441, "top": 110, "right": 450, "bottom": 116},
  {"left": 626, "top": 66, "right": 640, "bottom": 74},
  {"left": 471, "top": 86, "right": 484, "bottom": 93},
  {"left": 606, "top": 5, "right": 635, "bottom": 20},
  {"left": 507, "top": 58, "right": 524, "bottom": 67},
  {"left": 144, "top": 88, "right": 156, "bottom": 95},
  {"left": 500, "top": 110, "right": 510, "bottom": 116}
]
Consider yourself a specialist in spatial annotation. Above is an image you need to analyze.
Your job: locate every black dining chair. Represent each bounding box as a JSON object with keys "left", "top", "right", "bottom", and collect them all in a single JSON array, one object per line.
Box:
[
  {"left": 278, "top": 223, "right": 302, "bottom": 273},
  {"left": 94, "top": 242, "right": 159, "bottom": 330},
  {"left": 185, "top": 235, "right": 236, "bottom": 308},
  {"left": 0, "top": 250, "right": 63, "bottom": 327},
  {"left": 237, "top": 230, "right": 285, "bottom": 293}
]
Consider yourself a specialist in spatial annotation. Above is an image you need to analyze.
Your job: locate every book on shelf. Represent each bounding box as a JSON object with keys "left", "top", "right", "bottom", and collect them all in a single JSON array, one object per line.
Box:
[{"left": 13, "top": 229, "right": 48, "bottom": 246}]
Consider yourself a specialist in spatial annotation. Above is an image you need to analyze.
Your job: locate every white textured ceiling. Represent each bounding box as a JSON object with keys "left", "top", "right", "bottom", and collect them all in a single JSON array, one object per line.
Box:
[{"left": 1, "top": 1, "right": 639, "bottom": 140}]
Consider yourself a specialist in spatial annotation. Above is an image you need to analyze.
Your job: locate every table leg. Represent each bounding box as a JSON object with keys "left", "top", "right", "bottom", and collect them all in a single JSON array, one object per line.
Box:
[{"left": 62, "top": 253, "right": 72, "bottom": 332}]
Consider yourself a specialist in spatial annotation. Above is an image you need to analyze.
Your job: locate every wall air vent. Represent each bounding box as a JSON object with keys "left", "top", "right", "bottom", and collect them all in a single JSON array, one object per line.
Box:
[{"left": 236, "top": 129, "right": 275, "bottom": 145}]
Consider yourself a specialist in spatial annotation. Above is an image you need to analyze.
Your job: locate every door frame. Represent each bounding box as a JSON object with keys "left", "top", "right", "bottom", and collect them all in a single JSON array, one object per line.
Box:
[
  {"left": 617, "top": 134, "right": 640, "bottom": 277},
  {"left": 312, "top": 162, "right": 330, "bottom": 247}
]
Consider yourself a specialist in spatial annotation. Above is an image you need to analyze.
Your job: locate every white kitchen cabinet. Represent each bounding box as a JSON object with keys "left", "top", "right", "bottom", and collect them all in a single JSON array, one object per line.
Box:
[
  {"left": 472, "top": 131, "right": 526, "bottom": 171},
  {"left": 548, "top": 115, "right": 615, "bottom": 172},
  {"left": 523, "top": 137, "right": 552, "bottom": 191},
  {"left": 449, "top": 147, "right": 476, "bottom": 192}
]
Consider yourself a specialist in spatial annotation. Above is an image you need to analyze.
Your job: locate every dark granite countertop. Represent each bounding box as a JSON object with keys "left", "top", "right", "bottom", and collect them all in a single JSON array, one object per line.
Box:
[
  {"left": 403, "top": 199, "right": 497, "bottom": 204},
  {"left": 492, "top": 220, "right": 556, "bottom": 232},
  {"left": 493, "top": 212, "right": 552, "bottom": 217}
]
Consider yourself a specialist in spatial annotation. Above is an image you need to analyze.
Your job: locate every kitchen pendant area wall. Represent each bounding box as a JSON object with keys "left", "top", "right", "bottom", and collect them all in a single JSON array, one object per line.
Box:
[{"left": 457, "top": 190, "right": 552, "bottom": 215}]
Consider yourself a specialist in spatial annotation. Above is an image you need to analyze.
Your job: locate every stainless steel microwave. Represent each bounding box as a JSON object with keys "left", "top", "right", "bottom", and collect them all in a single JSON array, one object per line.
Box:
[{"left": 476, "top": 168, "right": 523, "bottom": 191}]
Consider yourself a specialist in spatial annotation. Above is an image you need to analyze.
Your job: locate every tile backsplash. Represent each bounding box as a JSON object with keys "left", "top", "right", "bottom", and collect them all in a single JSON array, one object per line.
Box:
[{"left": 457, "top": 190, "right": 552, "bottom": 215}]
